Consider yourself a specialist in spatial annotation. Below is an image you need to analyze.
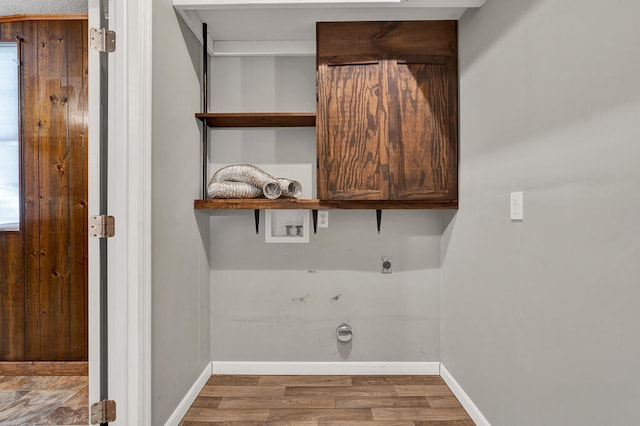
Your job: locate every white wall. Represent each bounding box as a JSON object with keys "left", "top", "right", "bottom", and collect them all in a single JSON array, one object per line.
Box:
[
  {"left": 443, "top": 0, "right": 640, "bottom": 424},
  {"left": 152, "top": 1, "right": 211, "bottom": 423},
  {"left": 209, "top": 56, "right": 446, "bottom": 362}
]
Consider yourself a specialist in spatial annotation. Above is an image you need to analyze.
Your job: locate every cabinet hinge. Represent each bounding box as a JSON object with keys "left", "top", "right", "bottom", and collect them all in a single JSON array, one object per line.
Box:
[
  {"left": 90, "top": 28, "right": 116, "bottom": 52},
  {"left": 89, "top": 215, "right": 115, "bottom": 238},
  {"left": 90, "top": 399, "right": 116, "bottom": 424}
]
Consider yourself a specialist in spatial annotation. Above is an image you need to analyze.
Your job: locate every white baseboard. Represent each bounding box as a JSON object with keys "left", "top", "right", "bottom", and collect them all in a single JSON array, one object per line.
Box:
[
  {"left": 440, "top": 364, "right": 491, "bottom": 426},
  {"left": 164, "top": 362, "right": 212, "bottom": 426},
  {"left": 211, "top": 361, "right": 440, "bottom": 375}
]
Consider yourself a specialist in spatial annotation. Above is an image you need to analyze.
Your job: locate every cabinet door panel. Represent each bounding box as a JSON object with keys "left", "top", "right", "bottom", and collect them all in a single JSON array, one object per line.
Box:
[
  {"left": 388, "top": 60, "right": 457, "bottom": 200},
  {"left": 318, "top": 62, "right": 389, "bottom": 200}
]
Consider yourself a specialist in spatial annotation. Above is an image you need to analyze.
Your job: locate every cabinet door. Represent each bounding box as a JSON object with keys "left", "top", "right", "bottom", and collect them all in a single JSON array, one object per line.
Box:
[
  {"left": 317, "top": 60, "right": 389, "bottom": 200},
  {"left": 387, "top": 58, "right": 458, "bottom": 200}
]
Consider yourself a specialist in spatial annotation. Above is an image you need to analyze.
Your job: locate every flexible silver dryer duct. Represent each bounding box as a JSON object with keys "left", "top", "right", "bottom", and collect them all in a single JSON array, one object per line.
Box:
[
  {"left": 207, "top": 181, "right": 264, "bottom": 199},
  {"left": 207, "top": 164, "right": 303, "bottom": 199},
  {"left": 277, "top": 178, "right": 302, "bottom": 198},
  {"left": 208, "top": 164, "right": 281, "bottom": 199}
]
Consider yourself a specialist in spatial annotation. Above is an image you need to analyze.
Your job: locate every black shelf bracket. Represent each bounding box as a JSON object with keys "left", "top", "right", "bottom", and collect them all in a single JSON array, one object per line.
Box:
[
  {"left": 312, "top": 210, "right": 318, "bottom": 234},
  {"left": 254, "top": 209, "right": 260, "bottom": 235},
  {"left": 376, "top": 209, "right": 382, "bottom": 234},
  {"left": 201, "top": 22, "right": 209, "bottom": 200}
]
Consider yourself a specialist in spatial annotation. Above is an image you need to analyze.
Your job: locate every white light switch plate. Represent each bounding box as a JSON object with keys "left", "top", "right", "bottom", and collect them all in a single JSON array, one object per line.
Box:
[
  {"left": 318, "top": 210, "right": 329, "bottom": 228},
  {"left": 510, "top": 191, "right": 523, "bottom": 221}
]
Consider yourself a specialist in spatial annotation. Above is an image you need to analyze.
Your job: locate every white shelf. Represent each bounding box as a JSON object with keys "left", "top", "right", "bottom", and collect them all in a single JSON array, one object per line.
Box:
[{"left": 173, "top": 0, "right": 486, "bottom": 56}]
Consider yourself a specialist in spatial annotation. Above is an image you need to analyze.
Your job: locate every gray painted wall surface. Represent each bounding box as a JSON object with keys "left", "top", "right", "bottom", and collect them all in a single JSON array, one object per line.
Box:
[
  {"left": 152, "top": 1, "right": 211, "bottom": 424},
  {"left": 209, "top": 56, "right": 445, "bottom": 362},
  {"left": 443, "top": 1, "right": 640, "bottom": 425},
  {"left": 0, "top": 0, "right": 86, "bottom": 15}
]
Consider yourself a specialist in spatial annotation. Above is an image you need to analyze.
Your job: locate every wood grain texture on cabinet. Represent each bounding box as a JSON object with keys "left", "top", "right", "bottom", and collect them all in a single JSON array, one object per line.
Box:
[
  {"left": 316, "top": 21, "right": 457, "bottom": 59},
  {"left": 317, "top": 60, "right": 389, "bottom": 200},
  {"left": 317, "top": 21, "right": 458, "bottom": 204},
  {"left": 388, "top": 60, "right": 457, "bottom": 200}
]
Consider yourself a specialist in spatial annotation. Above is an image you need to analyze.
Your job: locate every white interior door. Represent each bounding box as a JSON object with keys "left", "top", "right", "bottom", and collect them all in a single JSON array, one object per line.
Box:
[
  {"left": 88, "top": 0, "right": 152, "bottom": 424},
  {"left": 87, "top": 0, "right": 105, "bottom": 421}
]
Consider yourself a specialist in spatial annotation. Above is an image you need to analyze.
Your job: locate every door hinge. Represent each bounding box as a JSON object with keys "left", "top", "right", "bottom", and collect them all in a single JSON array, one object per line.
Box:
[
  {"left": 90, "top": 400, "right": 116, "bottom": 424},
  {"left": 90, "top": 28, "right": 116, "bottom": 52},
  {"left": 90, "top": 215, "right": 115, "bottom": 238}
]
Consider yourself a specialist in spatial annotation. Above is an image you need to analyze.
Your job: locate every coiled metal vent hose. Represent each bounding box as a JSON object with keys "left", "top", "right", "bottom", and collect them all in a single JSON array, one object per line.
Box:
[{"left": 207, "top": 164, "right": 302, "bottom": 199}]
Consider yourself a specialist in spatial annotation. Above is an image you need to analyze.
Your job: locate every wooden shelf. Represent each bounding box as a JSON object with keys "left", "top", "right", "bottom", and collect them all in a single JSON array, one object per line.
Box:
[
  {"left": 194, "top": 199, "right": 457, "bottom": 211},
  {"left": 195, "top": 199, "right": 320, "bottom": 210},
  {"left": 196, "top": 112, "right": 316, "bottom": 128}
]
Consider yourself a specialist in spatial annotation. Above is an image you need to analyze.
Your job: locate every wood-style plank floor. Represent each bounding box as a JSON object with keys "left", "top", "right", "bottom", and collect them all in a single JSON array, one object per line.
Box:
[
  {"left": 180, "top": 375, "right": 475, "bottom": 425},
  {"left": 0, "top": 375, "right": 88, "bottom": 425}
]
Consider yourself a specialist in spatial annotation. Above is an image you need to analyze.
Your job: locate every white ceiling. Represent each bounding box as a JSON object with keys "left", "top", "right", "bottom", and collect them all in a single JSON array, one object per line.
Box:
[{"left": 0, "top": 0, "right": 87, "bottom": 15}]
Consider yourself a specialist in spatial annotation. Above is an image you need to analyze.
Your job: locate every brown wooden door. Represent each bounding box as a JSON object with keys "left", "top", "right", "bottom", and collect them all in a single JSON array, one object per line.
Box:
[
  {"left": 387, "top": 58, "right": 458, "bottom": 200},
  {"left": 0, "top": 19, "right": 88, "bottom": 362},
  {"left": 317, "top": 60, "right": 389, "bottom": 200}
]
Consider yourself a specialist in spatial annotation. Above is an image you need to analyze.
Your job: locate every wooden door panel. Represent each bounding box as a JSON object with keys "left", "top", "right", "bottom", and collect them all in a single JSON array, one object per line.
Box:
[
  {"left": 318, "top": 62, "right": 389, "bottom": 200},
  {"left": 67, "top": 134, "right": 88, "bottom": 359},
  {"left": 0, "top": 21, "right": 27, "bottom": 362},
  {"left": 67, "top": 20, "right": 88, "bottom": 360},
  {"left": 37, "top": 20, "right": 73, "bottom": 360},
  {"left": 0, "top": 19, "right": 88, "bottom": 362},
  {"left": 1, "top": 233, "right": 26, "bottom": 361},
  {"left": 21, "top": 21, "right": 42, "bottom": 361},
  {"left": 388, "top": 61, "right": 457, "bottom": 200}
]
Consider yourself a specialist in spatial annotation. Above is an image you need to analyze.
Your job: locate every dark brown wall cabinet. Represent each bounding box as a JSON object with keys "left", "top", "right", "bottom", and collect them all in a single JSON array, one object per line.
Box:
[{"left": 317, "top": 21, "right": 458, "bottom": 205}]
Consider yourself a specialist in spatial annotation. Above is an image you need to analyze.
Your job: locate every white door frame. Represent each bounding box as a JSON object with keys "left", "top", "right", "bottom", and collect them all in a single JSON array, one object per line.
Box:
[{"left": 88, "top": 0, "right": 152, "bottom": 424}]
